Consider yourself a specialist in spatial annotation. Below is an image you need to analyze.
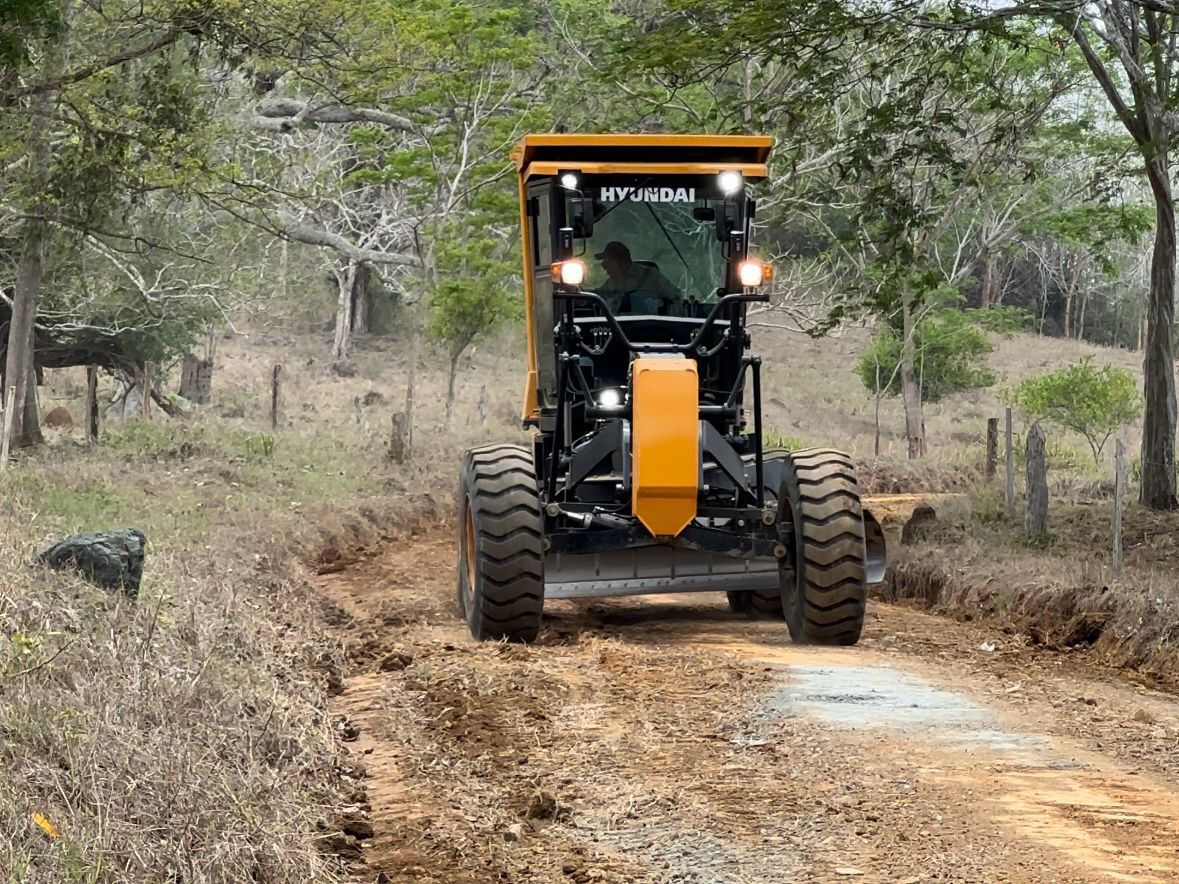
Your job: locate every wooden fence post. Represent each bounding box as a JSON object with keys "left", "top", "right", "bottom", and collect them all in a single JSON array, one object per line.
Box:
[
  {"left": 388, "top": 412, "right": 408, "bottom": 464},
  {"left": 85, "top": 366, "right": 99, "bottom": 444},
  {"left": 1005, "top": 407, "right": 1015, "bottom": 515},
  {"left": 0, "top": 385, "right": 15, "bottom": 472},
  {"left": 1113, "top": 438, "right": 1126, "bottom": 575},
  {"left": 1025, "top": 421, "right": 1048, "bottom": 537},
  {"left": 270, "top": 364, "right": 282, "bottom": 430},
  {"left": 986, "top": 417, "right": 999, "bottom": 479}
]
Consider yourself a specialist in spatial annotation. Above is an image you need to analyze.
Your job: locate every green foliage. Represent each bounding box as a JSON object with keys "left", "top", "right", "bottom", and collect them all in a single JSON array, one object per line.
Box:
[
  {"left": 1027, "top": 203, "right": 1154, "bottom": 275},
  {"left": 0, "top": 0, "right": 61, "bottom": 67},
  {"left": 426, "top": 223, "right": 519, "bottom": 362},
  {"left": 1006, "top": 358, "right": 1141, "bottom": 464},
  {"left": 857, "top": 309, "right": 1006, "bottom": 403}
]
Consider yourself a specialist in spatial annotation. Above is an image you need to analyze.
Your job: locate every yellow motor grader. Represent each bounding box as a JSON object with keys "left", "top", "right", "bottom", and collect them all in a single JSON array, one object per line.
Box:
[{"left": 457, "top": 134, "right": 885, "bottom": 644}]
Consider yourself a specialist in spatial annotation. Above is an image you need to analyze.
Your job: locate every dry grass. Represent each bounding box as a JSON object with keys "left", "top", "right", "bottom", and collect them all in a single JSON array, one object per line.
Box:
[
  {"left": 0, "top": 491, "right": 346, "bottom": 880},
  {"left": 0, "top": 323, "right": 528, "bottom": 882}
]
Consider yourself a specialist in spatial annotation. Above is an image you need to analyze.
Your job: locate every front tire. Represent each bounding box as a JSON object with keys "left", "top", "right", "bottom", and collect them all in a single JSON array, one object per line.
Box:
[
  {"left": 779, "top": 449, "right": 868, "bottom": 645},
  {"left": 457, "top": 445, "right": 544, "bottom": 642}
]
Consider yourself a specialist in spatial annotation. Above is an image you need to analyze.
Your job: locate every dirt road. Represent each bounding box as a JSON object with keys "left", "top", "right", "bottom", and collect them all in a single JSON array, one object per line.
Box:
[{"left": 317, "top": 530, "right": 1179, "bottom": 883}]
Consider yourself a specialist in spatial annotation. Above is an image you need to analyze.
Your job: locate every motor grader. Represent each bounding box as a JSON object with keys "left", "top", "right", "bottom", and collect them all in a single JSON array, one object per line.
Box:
[{"left": 457, "top": 134, "right": 885, "bottom": 645}]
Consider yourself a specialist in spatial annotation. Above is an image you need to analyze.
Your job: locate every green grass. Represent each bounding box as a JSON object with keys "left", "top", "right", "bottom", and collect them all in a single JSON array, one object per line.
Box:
[{"left": 762, "top": 428, "right": 807, "bottom": 451}]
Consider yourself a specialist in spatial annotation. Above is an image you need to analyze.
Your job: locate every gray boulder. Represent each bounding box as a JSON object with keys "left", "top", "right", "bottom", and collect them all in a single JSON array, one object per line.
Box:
[{"left": 40, "top": 529, "right": 147, "bottom": 598}]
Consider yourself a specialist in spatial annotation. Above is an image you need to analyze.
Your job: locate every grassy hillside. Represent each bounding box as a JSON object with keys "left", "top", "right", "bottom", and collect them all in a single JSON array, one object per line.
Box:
[{"left": 756, "top": 325, "right": 1145, "bottom": 469}]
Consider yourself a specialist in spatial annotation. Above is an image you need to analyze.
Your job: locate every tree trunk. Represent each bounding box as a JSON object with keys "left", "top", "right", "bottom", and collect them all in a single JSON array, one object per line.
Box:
[
  {"left": 4, "top": 100, "right": 52, "bottom": 449},
  {"left": 332, "top": 262, "right": 358, "bottom": 361},
  {"left": 874, "top": 362, "right": 882, "bottom": 457},
  {"left": 1065, "top": 254, "right": 1086, "bottom": 340},
  {"left": 140, "top": 362, "right": 153, "bottom": 418},
  {"left": 1062, "top": 259, "right": 1076, "bottom": 340},
  {"left": 351, "top": 264, "right": 372, "bottom": 334},
  {"left": 979, "top": 247, "right": 996, "bottom": 308},
  {"left": 22, "top": 352, "right": 39, "bottom": 437},
  {"left": 179, "top": 353, "right": 213, "bottom": 404},
  {"left": 85, "top": 365, "right": 98, "bottom": 443},
  {"left": 1077, "top": 285, "right": 1089, "bottom": 342},
  {"left": 445, "top": 346, "right": 462, "bottom": 426},
  {"left": 899, "top": 295, "right": 926, "bottom": 459},
  {"left": 1037, "top": 262, "right": 1050, "bottom": 335},
  {"left": 1139, "top": 159, "right": 1178, "bottom": 509}
]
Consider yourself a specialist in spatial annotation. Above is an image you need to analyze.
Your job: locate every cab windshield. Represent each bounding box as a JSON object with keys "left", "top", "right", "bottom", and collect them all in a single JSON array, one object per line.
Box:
[{"left": 573, "top": 180, "right": 738, "bottom": 317}]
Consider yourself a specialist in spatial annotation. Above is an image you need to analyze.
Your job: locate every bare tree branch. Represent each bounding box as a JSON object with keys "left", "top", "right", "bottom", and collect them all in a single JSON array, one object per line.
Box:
[
  {"left": 13, "top": 27, "right": 184, "bottom": 98},
  {"left": 255, "top": 98, "right": 419, "bottom": 133},
  {"left": 278, "top": 214, "right": 418, "bottom": 266}
]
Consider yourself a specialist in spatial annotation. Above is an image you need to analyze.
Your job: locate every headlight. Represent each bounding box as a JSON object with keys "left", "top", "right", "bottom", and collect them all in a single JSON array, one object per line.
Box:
[
  {"left": 738, "top": 259, "right": 772, "bottom": 288},
  {"left": 718, "top": 170, "right": 743, "bottom": 195},
  {"left": 552, "top": 259, "right": 586, "bottom": 286},
  {"left": 560, "top": 172, "right": 579, "bottom": 189},
  {"left": 598, "top": 388, "right": 622, "bottom": 409}
]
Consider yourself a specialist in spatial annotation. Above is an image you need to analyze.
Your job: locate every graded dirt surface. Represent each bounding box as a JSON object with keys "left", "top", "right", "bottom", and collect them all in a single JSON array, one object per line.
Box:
[{"left": 316, "top": 527, "right": 1179, "bottom": 883}]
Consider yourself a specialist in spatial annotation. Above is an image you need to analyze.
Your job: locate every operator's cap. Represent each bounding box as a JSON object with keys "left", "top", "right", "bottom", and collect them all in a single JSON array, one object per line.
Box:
[{"left": 594, "top": 241, "right": 631, "bottom": 262}]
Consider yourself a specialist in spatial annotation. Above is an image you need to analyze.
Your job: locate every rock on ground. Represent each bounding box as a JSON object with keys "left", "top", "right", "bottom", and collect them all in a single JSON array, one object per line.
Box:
[
  {"left": 39, "top": 529, "right": 147, "bottom": 597},
  {"left": 42, "top": 406, "right": 75, "bottom": 429}
]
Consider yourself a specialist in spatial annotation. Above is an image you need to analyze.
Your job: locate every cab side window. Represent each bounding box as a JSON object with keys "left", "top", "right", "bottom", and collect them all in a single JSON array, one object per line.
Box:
[{"left": 530, "top": 189, "right": 553, "bottom": 268}]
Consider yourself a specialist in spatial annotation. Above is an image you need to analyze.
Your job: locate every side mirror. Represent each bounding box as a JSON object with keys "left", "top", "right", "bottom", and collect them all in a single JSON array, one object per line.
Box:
[
  {"left": 571, "top": 197, "right": 594, "bottom": 238},
  {"left": 716, "top": 200, "right": 742, "bottom": 242}
]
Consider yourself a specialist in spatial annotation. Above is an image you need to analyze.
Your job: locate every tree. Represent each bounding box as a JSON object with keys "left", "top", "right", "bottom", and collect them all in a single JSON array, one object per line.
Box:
[
  {"left": 858, "top": 302, "right": 1025, "bottom": 451},
  {"left": 929, "top": 1, "right": 1179, "bottom": 505},
  {"left": 1, "top": 0, "right": 335, "bottom": 448},
  {"left": 245, "top": 0, "right": 547, "bottom": 373},
  {"left": 1047, "top": 4, "right": 1179, "bottom": 508},
  {"left": 426, "top": 229, "right": 518, "bottom": 425},
  {"left": 1007, "top": 358, "right": 1141, "bottom": 465},
  {"left": 858, "top": 309, "right": 1001, "bottom": 404},
  {"left": 625, "top": 5, "right": 1080, "bottom": 458}
]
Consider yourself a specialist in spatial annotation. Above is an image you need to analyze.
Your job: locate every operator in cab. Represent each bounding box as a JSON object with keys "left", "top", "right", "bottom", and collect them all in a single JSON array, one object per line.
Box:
[{"left": 592, "top": 241, "right": 682, "bottom": 314}]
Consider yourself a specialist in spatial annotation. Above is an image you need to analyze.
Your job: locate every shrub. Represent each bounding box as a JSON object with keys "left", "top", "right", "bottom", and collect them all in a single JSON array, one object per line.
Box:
[
  {"left": 857, "top": 309, "right": 998, "bottom": 403},
  {"left": 1006, "top": 358, "right": 1140, "bottom": 464}
]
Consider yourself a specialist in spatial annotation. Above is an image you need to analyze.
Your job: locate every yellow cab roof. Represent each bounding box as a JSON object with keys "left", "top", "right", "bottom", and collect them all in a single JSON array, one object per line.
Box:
[{"left": 513, "top": 133, "right": 773, "bottom": 179}]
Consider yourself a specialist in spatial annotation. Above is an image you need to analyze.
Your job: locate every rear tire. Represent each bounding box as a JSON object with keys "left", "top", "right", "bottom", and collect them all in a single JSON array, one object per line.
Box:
[
  {"left": 726, "top": 589, "right": 784, "bottom": 619},
  {"left": 457, "top": 444, "right": 544, "bottom": 642},
  {"left": 779, "top": 449, "right": 867, "bottom": 646},
  {"left": 725, "top": 591, "right": 752, "bottom": 614}
]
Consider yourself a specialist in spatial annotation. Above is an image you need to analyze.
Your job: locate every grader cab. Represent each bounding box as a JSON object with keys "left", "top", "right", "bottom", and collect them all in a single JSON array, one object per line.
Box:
[{"left": 457, "top": 134, "right": 885, "bottom": 644}]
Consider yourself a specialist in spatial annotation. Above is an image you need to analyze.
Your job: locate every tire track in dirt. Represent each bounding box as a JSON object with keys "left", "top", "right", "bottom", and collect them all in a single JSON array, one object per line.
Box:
[{"left": 316, "top": 529, "right": 1179, "bottom": 882}]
